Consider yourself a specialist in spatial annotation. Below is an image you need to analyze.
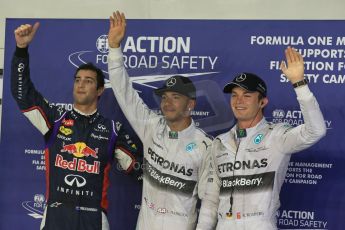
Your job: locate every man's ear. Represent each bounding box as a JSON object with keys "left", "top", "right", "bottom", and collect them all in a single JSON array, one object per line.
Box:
[
  {"left": 188, "top": 99, "right": 196, "bottom": 110},
  {"left": 97, "top": 87, "right": 105, "bottom": 97},
  {"left": 260, "top": 97, "right": 269, "bottom": 108}
]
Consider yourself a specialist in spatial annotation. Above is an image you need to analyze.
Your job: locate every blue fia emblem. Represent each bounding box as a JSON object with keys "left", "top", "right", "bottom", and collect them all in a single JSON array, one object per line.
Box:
[
  {"left": 186, "top": 143, "right": 196, "bottom": 152},
  {"left": 253, "top": 134, "right": 263, "bottom": 144}
]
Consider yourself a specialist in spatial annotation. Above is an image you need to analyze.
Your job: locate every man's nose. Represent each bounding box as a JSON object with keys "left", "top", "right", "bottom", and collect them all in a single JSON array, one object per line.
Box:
[
  {"left": 77, "top": 80, "right": 85, "bottom": 87},
  {"left": 236, "top": 95, "right": 244, "bottom": 103},
  {"left": 162, "top": 97, "right": 173, "bottom": 105}
]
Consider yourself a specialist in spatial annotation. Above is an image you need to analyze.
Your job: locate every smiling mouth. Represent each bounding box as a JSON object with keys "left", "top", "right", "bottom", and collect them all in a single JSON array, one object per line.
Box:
[{"left": 235, "top": 106, "right": 246, "bottom": 110}]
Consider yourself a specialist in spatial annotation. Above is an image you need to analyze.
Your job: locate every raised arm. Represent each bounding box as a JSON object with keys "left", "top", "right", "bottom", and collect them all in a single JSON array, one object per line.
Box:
[
  {"left": 11, "top": 22, "right": 65, "bottom": 135},
  {"left": 107, "top": 11, "right": 160, "bottom": 140},
  {"left": 277, "top": 47, "right": 326, "bottom": 154},
  {"left": 14, "top": 22, "right": 40, "bottom": 48}
]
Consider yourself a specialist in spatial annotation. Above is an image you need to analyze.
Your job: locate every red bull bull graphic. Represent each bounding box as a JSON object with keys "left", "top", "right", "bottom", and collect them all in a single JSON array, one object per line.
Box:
[{"left": 61, "top": 142, "right": 98, "bottom": 158}]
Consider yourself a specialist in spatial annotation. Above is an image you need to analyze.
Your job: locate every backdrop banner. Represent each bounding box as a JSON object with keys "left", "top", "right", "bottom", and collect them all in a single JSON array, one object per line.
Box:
[{"left": 1, "top": 19, "right": 344, "bottom": 230}]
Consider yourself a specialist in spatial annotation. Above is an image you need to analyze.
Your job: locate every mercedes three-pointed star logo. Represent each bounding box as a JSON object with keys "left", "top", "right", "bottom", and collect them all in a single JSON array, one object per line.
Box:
[
  {"left": 166, "top": 77, "right": 177, "bottom": 87},
  {"left": 235, "top": 73, "right": 247, "bottom": 82}
]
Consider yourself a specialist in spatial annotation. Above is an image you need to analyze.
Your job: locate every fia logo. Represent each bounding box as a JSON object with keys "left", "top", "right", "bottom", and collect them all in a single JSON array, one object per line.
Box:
[{"left": 22, "top": 194, "right": 46, "bottom": 219}]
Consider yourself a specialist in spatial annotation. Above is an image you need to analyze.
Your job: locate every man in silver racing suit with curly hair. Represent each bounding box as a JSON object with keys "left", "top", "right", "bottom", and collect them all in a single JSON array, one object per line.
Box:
[{"left": 107, "top": 11, "right": 213, "bottom": 230}]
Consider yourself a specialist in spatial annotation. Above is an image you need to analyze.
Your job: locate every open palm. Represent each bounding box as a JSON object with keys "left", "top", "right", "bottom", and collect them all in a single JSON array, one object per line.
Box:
[
  {"left": 108, "top": 11, "right": 126, "bottom": 48},
  {"left": 280, "top": 47, "right": 305, "bottom": 84}
]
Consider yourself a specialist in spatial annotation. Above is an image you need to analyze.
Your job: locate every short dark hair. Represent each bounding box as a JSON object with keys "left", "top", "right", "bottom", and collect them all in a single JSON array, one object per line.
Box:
[{"left": 74, "top": 63, "right": 105, "bottom": 89}]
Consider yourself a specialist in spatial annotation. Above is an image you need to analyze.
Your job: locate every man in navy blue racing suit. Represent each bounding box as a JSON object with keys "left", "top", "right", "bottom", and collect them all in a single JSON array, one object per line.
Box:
[
  {"left": 196, "top": 47, "right": 327, "bottom": 230},
  {"left": 11, "top": 22, "right": 138, "bottom": 230}
]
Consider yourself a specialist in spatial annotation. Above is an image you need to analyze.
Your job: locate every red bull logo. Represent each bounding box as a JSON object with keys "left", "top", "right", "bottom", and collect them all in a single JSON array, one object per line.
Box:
[
  {"left": 55, "top": 154, "right": 100, "bottom": 174},
  {"left": 61, "top": 142, "right": 98, "bottom": 159}
]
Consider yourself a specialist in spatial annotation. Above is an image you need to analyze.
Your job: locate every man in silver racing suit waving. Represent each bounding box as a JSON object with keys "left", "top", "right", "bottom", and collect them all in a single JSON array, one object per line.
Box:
[
  {"left": 107, "top": 11, "right": 212, "bottom": 230},
  {"left": 196, "top": 47, "right": 326, "bottom": 230}
]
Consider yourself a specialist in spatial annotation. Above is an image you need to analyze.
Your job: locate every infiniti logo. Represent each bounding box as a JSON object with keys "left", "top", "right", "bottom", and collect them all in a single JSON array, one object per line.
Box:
[
  {"left": 64, "top": 174, "right": 87, "bottom": 187},
  {"left": 18, "top": 63, "right": 25, "bottom": 73},
  {"left": 166, "top": 77, "right": 177, "bottom": 87},
  {"left": 97, "top": 124, "right": 106, "bottom": 130}
]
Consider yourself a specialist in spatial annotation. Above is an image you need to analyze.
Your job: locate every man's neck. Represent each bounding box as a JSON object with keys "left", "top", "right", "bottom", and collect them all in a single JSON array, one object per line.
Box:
[
  {"left": 73, "top": 104, "right": 97, "bottom": 116},
  {"left": 167, "top": 117, "right": 192, "bottom": 132},
  {"left": 237, "top": 115, "right": 263, "bottom": 129}
]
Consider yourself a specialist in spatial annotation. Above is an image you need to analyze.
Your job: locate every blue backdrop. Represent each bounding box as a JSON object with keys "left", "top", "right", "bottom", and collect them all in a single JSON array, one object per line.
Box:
[{"left": 0, "top": 19, "right": 344, "bottom": 230}]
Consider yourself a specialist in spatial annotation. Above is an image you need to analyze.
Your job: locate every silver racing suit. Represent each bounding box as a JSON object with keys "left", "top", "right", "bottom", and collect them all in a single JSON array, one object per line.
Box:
[
  {"left": 196, "top": 86, "right": 326, "bottom": 230},
  {"left": 108, "top": 47, "right": 212, "bottom": 230}
]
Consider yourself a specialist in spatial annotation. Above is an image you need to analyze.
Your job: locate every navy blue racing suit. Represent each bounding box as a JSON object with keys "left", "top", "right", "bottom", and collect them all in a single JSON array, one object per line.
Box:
[{"left": 11, "top": 46, "right": 137, "bottom": 230}]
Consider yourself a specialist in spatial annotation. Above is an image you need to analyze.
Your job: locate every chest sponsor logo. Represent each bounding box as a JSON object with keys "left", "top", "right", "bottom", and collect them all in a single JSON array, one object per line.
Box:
[
  {"left": 148, "top": 147, "right": 193, "bottom": 176},
  {"left": 64, "top": 174, "right": 87, "bottom": 187},
  {"left": 61, "top": 142, "right": 98, "bottom": 159},
  {"left": 185, "top": 142, "right": 196, "bottom": 152},
  {"left": 94, "top": 124, "right": 109, "bottom": 133},
  {"left": 62, "top": 119, "right": 74, "bottom": 127},
  {"left": 90, "top": 133, "right": 109, "bottom": 141},
  {"left": 57, "top": 134, "right": 72, "bottom": 142},
  {"left": 220, "top": 171, "right": 275, "bottom": 194},
  {"left": 55, "top": 154, "right": 100, "bottom": 174},
  {"left": 218, "top": 158, "right": 268, "bottom": 173},
  {"left": 144, "top": 158, "right": 197, "bottom": 194},
  {"left": 59, "top": 126, "right": 72, "bottom": 135},
  {"left": 253, "top": 134, "right": 264, "bottom": 144}
]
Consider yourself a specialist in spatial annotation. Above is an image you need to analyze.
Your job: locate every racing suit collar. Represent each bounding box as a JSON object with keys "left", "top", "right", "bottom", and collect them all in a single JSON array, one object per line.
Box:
[
  {"left": 166, "top": 119, "right": 196, "bottom": 139},
  {"left": 217, "top": 117, "right": 267, "bottom": 148},
  {"left": 73, "top": 106, "right": 97, "bottom": 116},
  {"left": 71, "top": 107, "right": 100, "bottom": 124},
  {"left": 234, "top": 117, "right": 266, "bottom": 139}
]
